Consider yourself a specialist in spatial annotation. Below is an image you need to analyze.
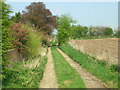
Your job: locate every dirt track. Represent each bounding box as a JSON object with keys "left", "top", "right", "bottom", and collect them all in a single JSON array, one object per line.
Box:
[
  {"left": 57, "top": 48, "right": 107, "bottom": 88},
  {"left": 69, "top": 38, "right": 119, "bottom": 65},
  {"left": 39, "top": 48, "right": 58, "bottom": 88}
]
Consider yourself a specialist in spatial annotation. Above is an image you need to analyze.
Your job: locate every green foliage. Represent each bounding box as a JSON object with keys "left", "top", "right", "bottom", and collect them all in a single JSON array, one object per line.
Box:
[
  {"left": 1, "top": 1, "right": 13, "bottom": 53},
  {"left": 88, "top": 26, "right": 114, "bottom": 37},
  {"left": 1, "top": 1, "right": 14, "bottom": 80},
  {"left": 3, "top": 56, "right": 47, "bottom": 88},
  {"left": 11, "top": 23, "right": 29, "bottom": 54},
  {"left": 74, "top": 36, "right": 117, "bottom": 40},
  {"left": 11, "top": 12, "right": 21, "bottom": 23},
  {"left": 70, "top": 25, "right": 115, "bottom": 39},
  {"left": 57, "top": 14, "right": 76, "bottom": 45},
  {"left": 11, "top": 23, "right": 42, "bottom": 58},
  {"left": 59, "top": 44, "right": 118, "bottom": 88},
  {"left": 49, "top": 40, "right": 58, "bottom": 46},
  {"left": 71, "top": 25, "right": 88, "bottom": 39},
  {"left": 104, "top": 27, "right": 113, "bottom": 36},
  {"left": 21, "top": 24, "right": 42, "bottom": 58},
  {"left": 51, "top": 47, "right": 86, "bottom": 88}
]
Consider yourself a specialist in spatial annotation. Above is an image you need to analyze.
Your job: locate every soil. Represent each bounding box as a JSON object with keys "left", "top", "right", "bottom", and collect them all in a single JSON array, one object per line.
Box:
[
  {"left": 41, "top": 47, "right": 47, "bottom": 57},
  {"left": 57, "top": 48, "right": 107, "bottom": 88},
  {"left": 68, "top": 38, "right": 119, "bottom": 65},
  {"left": 39, "top": 48, "right": 58, "bottom": 88}
]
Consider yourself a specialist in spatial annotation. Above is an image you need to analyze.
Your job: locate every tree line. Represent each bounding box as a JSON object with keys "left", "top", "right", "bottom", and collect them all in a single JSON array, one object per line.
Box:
[{"left": 57, "top": 15, "right": 119, "bottom": 45}]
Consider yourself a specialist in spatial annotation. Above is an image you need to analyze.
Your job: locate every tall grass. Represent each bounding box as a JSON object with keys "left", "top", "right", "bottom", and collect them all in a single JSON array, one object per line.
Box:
[
  {"left": 59, "top": 44, "right": 118, "bottom": 88},
  {"left": 22, "top": 24, "right": 42, "bottom": 58},
  {"left": 3, "top": 24, "right": 47, "bottom": 88},
  {"left": 51, "top": 47, "right": 86, "bottom": 88},
  {"left": 72, "top": 36, "right": 117, "bottom": 40},
  {"left": 3, "top": 56, "right": 47, "bottom": 88}
]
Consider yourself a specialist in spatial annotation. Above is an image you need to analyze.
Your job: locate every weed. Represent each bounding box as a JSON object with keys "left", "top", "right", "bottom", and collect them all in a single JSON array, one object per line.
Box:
[{"left": 3, "top": 56, "right": 47, "bottom": 88}]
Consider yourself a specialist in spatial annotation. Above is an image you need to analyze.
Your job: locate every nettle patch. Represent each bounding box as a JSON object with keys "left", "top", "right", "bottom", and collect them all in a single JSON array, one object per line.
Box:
[{"left": 11, "top": 23, "right": 28, "bottom": 55}]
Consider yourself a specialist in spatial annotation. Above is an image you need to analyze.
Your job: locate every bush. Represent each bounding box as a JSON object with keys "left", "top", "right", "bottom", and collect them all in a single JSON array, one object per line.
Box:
[
  {"left": 11, "top": 23, "right": 42, "bottom": 59},
  {"left": 3, "top": 56, "right": 48, "bottom": 88},
  {"left": 22, "top": 24, "right": 42, "bottom": 58},
  {"left": 11, "top": 23, "right": 28, "bottom": 55}
]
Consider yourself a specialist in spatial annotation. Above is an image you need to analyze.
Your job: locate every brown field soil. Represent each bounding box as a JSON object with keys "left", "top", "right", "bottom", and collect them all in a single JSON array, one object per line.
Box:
[{"left": 68, "top": 38, "right": 119, "bottom": 65}]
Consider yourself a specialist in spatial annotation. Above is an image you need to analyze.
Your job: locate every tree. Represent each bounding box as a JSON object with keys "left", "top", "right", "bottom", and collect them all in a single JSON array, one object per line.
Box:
[
  {"left": 71, "top": 25, "right": 82, "bottom": 39},
  {"left": 71, "top": 25, "right": 88, "bottom": 39},
  {"left": 11, "top": 12, "right": 21, "bottom": 23},
  {"left": 88, "top": 26, "right": 113, "bottom": 37},
  {"left": 1, "top": 1, "right": 13, "bottom": 80},
  {"left": 104, "top": 27, "right": 113, "bottom": 36},
  {"left": 81, "top": 26, "right": 88, "bottom": 37},
  {"left": 21, "top": 2, "right": 57, "bottom": 35},
  {"left": 88, "top": 26, "right": 96, "bottom": 37},
  {"left": 57, "top": 14, "right": 76, "bottom": 45}
]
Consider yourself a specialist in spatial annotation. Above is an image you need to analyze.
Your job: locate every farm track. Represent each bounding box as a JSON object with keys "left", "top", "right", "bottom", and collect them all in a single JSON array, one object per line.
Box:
[
  {"left": 39, "top": 48, "right": 58, "bottom": 88},
  {"left": 57, "top": 48, "right": 107, "bottom": 88}
]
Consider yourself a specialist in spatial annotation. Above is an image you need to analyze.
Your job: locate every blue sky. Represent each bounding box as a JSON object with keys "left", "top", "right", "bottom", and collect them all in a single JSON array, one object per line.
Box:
[{"left": 7, "top": 2, "right": 118, "bottom": 29}]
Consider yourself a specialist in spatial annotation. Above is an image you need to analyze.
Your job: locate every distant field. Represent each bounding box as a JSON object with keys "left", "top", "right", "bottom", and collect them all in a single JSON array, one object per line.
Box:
[{"left": 68, "top": 38, "right": 119, "bottom": 65}]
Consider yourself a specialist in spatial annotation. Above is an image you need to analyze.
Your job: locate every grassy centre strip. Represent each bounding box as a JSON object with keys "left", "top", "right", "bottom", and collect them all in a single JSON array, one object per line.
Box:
[
  {"left": 59, "top": 43, "right": 118, "bottom": 88},
  {"left": 51, "top": 46, "right": 86, "bottom": 88}
]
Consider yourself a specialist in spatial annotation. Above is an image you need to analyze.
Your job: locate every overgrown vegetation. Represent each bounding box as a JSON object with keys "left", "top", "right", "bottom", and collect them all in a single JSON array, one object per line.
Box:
[
  {"left": 11, "top": 23, "right": 29, "bottom": 55},
  {"left": 57, "top": 14, "right": 76, "bottom": 45},
  {"left": 11, "top": 12, "right": 21, "bottom": 23},
  {"left": 72, "top": 36, "right": 117, "bottom": 40},
  {"left": 10, "top": 22, "right": 43, "bottom": 59},
  {"left": 2, "top": 1, "right": 50, "bottom": 87},
  {"left": 51, "top": 47, "right": 86, "bottom": 88},
  {"left": 1, "top": 1, "right": 14, "bottom": 80},
  {"left": 3, "top": 55, "right": 47, "bottom": 88},
  {"left": 21, "top": 24, "right": 42, "bottom": 58},
  {"left": 2, "top": 1, "right": 119, "bottom": 88},
  {"left": 59, "top": 44, "right": 118, "bottom": 88}
]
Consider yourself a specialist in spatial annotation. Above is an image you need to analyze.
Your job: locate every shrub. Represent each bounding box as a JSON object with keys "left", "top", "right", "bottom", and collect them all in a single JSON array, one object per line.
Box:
[
  {"left": 11, "top": 23, "right": 28, "bottom": 55},
  {"left": 11, "top": 23, "right": 42, "bottom": 58},
  {"left": 22, "top": 24, "right": 42, "bottom": 58}
]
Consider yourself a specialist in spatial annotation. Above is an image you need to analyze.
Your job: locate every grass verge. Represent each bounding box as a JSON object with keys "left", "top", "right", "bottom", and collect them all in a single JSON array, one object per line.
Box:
[
  {"left": 59, "top": 43, "right": 118, "bottom": 88},
  {"left": 3, "top": 55, "right": 47, "bottom": 88},
  {"left": 73, "top": 36, "right": 117, "bottom": 40},
  {"left": 51, "top": 46, "right": 86, "bottom": 88}
]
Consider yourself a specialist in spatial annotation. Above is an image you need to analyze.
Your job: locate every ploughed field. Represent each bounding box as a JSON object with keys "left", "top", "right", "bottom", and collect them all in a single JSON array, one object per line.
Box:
[{"left": 68, "top": 38, "right": 119, "bottom": 65}]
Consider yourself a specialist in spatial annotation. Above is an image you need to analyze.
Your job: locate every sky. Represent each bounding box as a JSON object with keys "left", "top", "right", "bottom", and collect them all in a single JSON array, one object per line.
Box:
[{"left": 7, "top": 1, "right": 118, "bottom": 29}]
